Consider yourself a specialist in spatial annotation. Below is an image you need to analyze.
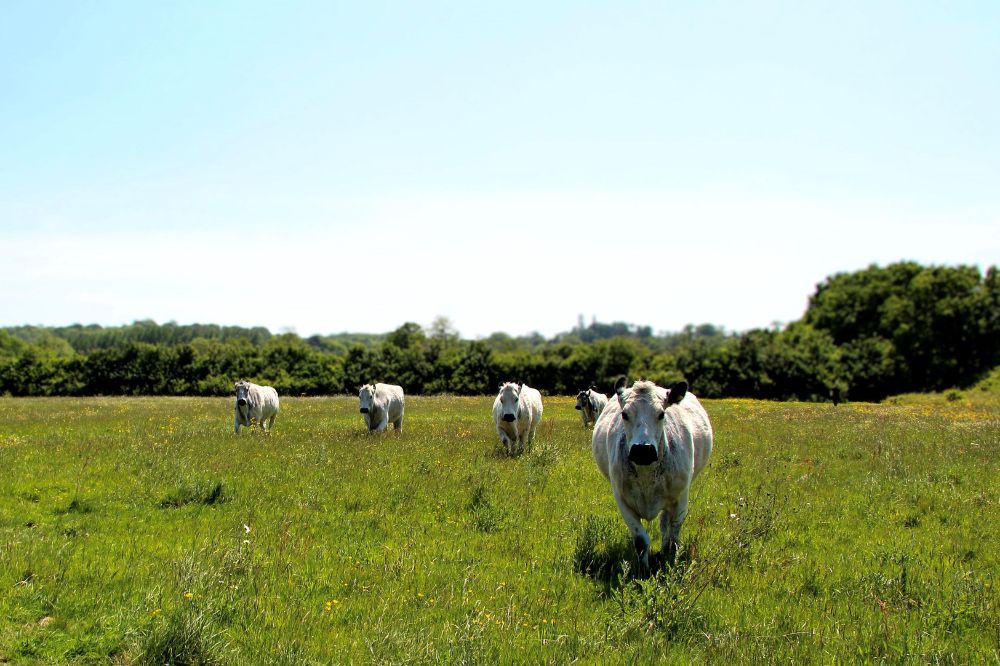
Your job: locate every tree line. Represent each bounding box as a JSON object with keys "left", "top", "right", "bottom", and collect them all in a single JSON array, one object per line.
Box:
[{"left": 2, "top": 262, "right": 998, "bottom": 402}]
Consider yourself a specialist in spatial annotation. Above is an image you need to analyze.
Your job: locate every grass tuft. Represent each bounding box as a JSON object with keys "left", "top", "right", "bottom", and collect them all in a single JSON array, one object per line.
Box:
[
  {"left": 573, "top": 514, "right": 634, "bottom": 582},
  {"left": 467, "top": 477, "right": 507, "bottom": 533},
  {"left": 137, "top": 605, "right": 225, "bottom": 666},
  {"left": 55, "top": 497, "right": 94, "bottom": 515},
  {"left": 158, "top": 480, "right": 228, "bottom": 509},
  {"left": 610, "top": 564, "right": 710, "bottom": 640}
]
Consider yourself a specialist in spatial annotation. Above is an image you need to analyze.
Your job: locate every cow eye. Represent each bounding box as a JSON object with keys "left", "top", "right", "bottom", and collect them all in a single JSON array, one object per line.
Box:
[
  {"left": 621, "top": 412, "right": 629, "bottom": 422},
  {"left": 657, "top": 411, "right": 665, "bottom": 421}
]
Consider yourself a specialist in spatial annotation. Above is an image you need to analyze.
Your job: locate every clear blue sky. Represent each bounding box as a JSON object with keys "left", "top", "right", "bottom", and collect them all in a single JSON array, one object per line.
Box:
[{"left": 2, "top": 1, "right": 997, "bottom": 338}]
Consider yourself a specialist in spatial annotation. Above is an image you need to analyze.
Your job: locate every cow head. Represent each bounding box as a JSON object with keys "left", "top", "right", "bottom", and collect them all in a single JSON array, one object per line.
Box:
[
  {"left": 574, "top": 390, "right": 588, "bottom": 411},
  {"left": 234, "top": 380, "right": 252, "bottom": 418},
  {"left": 497, "top": 382, "right": 521, "bottom": 422},
  {"left": 614, "top": 376, "right": 688, "bottom": 466},
  {"left": 358, "top": 384, "right": 376, "bottom": 413}
]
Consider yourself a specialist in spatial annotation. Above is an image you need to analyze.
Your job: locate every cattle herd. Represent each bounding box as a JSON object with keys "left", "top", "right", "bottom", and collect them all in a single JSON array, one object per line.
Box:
[{"left": 232, "top": 377, "right": 714, "bottom": 574}]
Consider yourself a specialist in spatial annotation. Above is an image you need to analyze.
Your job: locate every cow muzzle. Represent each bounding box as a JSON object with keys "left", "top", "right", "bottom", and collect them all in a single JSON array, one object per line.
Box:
[
  {"left": 574, "top": 405, "right": 582, "bottom": 410},
  {"left": 237, "top": 399, "right": 247, "bottom": 407},
  {"left": 359, "top": 407, "right": 369, "bottom": 414},
  {"left": 502, "top": 413, "right": 516, "bottom": 422},
  {"left": 628, "top": 444, "right": 658, "bottom": 466}
]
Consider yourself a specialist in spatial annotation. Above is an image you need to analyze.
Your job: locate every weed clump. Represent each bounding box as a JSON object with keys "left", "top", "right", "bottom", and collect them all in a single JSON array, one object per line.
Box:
[
  {"left": 55, "top": 497, "right": 95, "bottom": 514},
  {"left": 609, "top": 565, "right": 710, "bottom": 640},
  {"left": 158, "top": 480, "right": 228, "bottom": 509}
]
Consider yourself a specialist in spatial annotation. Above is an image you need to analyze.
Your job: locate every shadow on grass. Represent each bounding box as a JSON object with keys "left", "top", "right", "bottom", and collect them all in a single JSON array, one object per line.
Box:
[
  {"left": 574, "top": 514, "right": 704, "bottom": 590},
  {"left": 573, "top": 514, "right": 637, "bottom": 589}
]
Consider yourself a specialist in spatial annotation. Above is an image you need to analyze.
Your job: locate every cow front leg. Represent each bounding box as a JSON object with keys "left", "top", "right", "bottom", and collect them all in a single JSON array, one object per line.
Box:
[
  {"left": 497, "top": 427, "right": 509, "bottom": 452},
  {"left": 614, "top": 495, "right": 652, "bottom": 577},
  {"left": 660, "top": 490, "right": 689, "bottom": 565}
]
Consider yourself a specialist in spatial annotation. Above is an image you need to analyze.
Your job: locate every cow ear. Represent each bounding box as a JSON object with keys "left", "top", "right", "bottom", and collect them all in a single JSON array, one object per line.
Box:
[
  {"left": 665, "top": 381, "right": 688, "bottom": 407},
  {"left": 614, "top": 376, "right": 628, "bottom": 406}
]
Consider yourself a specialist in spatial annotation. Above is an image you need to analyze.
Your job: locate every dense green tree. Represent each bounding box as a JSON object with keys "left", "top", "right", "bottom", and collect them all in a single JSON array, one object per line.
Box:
[
  {"left": 0, "top": 331, "right": 29, "bottom": 366},
  {"left": 805, "top": 262, "right": 1000, "bottom": 396},
  {"left": 450, "top": 341, "right": 498, "bottom": 395},
  {"left": 386, "top": 322, "right": 427, "bottom": 350},
  {"left": 2, "top": 262, "right": 997, "bottom": 399}
]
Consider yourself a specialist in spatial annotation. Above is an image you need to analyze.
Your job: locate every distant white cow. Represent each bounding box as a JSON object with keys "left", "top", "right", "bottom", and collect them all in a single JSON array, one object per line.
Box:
[
  {"left": 359, "top": 383, "right": 405, "bottom": 432},
  {"left": 575, "top": 387, "right": 609, "bottom": 427},
  {"left": 492, "top": 382, "right": 543, "bottom": 455},
  {"left": 592, "top": 376, "right": 713, "bottom": 576},
  {"left": 234, "top": 380, "right": 280, "bottom": 434}
]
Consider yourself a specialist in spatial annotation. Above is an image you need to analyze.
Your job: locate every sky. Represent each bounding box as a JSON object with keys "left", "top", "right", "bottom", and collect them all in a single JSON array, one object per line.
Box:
[{"left": 2, "top": 1, "right": 998, "bottom": 339}]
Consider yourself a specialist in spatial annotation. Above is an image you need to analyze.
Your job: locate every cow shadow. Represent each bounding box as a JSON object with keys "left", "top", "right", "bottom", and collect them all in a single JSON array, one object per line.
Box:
[{"left": 573, "top": 514, "right": 698, "bottom": 591}]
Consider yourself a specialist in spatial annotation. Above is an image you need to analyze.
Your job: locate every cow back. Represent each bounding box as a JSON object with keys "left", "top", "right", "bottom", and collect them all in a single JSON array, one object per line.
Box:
[
  {"left": 376, "top": 383, "right": 405, "bottom": 421},
  {"left": 519, "top": 385, "right": 543, "bottom": 427}
]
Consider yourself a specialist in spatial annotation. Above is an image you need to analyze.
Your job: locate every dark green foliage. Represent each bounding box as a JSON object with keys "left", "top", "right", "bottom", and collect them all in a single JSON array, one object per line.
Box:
[
  {"left": 805, "top": 262, "right": 1000, "bottom": 399},
  {"left": 2, "top": 262, "right": 998, "bottom": 400}
]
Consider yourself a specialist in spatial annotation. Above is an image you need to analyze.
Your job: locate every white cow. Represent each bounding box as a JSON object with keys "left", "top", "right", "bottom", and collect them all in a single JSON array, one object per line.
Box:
[
  {"left": 575, "top": 387, "right": 609, "bottom": 427},
  {"left": 234, "top": 380, "right": 280, "bottom": 434},
  {"left": 359, "top": 383, "right": 405, "bottom": 432},
  {"left": 592, "top": 376, "right": 713, "bottom": 576},
  {"left": 492, "top": 382, "right": 543, "bottom": 455}
]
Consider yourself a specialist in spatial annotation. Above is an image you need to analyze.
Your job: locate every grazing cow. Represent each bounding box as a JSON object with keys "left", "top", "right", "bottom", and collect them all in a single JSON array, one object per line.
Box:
[
  {"left": 234, "top": 380, "right": 280, "bottom": 434},
  {"left": 492, "top": 382, "right": 543, "bottom": 455},
  {"left": 592, "top": 376, "right": 713, "bottom": 576},
  {"left": 359, "top": 383, "right": 405, "bottom": 432},
  {"left": 575, "top": 387, "right": 609, "bottom": 427}
]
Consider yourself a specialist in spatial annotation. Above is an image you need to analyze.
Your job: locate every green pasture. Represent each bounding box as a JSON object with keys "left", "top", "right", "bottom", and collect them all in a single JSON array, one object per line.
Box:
[{"left": 1, "top": 395, "right": 997, "bottom": 664}]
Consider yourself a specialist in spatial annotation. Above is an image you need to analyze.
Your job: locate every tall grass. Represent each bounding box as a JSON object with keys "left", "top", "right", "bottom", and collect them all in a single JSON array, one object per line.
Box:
[{"left": 1, "top": 395, "right": 997, "bottom": 663}]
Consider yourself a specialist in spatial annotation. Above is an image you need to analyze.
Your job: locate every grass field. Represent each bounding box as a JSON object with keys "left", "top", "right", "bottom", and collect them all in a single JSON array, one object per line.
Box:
[{"left": 1, "top": 394, "right": 998, "bottom": 664}]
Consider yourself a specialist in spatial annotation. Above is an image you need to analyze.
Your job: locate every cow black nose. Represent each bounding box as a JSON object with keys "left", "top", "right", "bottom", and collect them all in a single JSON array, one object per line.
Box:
[
  {"left": 237, "top": 399, "right": 247, "bottom": 407},
  {"left": 628, "top": 444, "right": 658, "bottom": 465},
  {"left": 502, "top": 414, "right": 515, "bottom": 422},
  {"left": 359, "top": 407, "right": 369, "bottom": 413},
  {"left": 574, "top": 405, "right": 582, "bottom": 410}
]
